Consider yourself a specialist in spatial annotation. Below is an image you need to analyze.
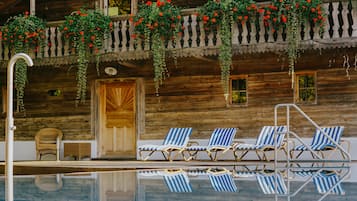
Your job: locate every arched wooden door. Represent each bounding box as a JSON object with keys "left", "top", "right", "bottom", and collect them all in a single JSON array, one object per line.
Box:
[{"left": 97, "top": 81, "right": 136, "bottom": 159}]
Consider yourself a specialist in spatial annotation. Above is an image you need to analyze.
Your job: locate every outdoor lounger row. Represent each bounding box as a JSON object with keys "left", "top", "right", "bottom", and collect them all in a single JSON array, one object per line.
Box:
[
  {"left": 138, "top": 167, "right": 346, "bottom": 197},
  {"left": 138, "top": 125, "right": 346, "bottom": 161}
]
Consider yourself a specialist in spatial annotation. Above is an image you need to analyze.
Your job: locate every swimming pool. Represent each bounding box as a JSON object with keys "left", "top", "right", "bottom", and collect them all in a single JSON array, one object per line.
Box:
[{"left": 0, "top": 163, "right": 356, "bottom": 201}]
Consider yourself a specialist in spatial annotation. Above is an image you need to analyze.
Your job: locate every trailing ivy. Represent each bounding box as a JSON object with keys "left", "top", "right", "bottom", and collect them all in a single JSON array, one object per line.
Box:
[
  {"left": 1, "top": 12, "right": 46, "bottom": 111},
  {"left": 131, "top": 0, "right": 183, "bottom": 95},
  {"left": 199, "top": 0, "right": 257, "bottom": 101},
  {"left": 60, "top": 9, "right": 112, "bottom": 104}
]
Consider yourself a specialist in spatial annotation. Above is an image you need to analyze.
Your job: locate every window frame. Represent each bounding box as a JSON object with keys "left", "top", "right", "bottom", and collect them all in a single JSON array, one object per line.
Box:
[
  {"left": 103, "top": 0, "right": 138, "bottom": 16},
  {"left": 229, "top": 75, "right": 248, "bottom": 106},
  {"left": 294, "top": 71, "right": 317, "bottom": 104}
]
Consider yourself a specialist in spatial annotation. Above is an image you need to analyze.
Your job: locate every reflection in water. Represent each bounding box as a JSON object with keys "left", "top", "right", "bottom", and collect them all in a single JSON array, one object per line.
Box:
[{"left": 0, "top": 164, "right": 355, "bottom": 201}]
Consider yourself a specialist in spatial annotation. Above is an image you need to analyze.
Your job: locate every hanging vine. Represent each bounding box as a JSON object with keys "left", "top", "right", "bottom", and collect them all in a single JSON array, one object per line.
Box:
[
  {"left": 1, "top": 12, "right": 46, "bottom": 112},
  {"left": 60, "top": 9, "right": 112, "bottom": 104},
  {"left": 198, "top": 0, "right": 257, "bottom": 101},
  {"left": 131, "top": 0, "right": 183, "bottom": 95},
  {"left": 262, "top": 0, "right": 325, "bottom": 86}
]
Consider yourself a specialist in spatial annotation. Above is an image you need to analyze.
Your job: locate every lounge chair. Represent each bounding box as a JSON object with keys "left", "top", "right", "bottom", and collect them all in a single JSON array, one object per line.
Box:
[
  {"left": 290, "top": 126, "right": 346, "bottom": 159},
  {"left": 138, "top": 169, "right": 192, "bottom": 193},
  {"left": 207, "top": 168, "right": 238, "bottom": 192},
  {"left": 313, "top": 171, "right": 345, "bottom": 195},
  {"left": 163, "top": 169, "right": 193, "bottom": 193},
  {"left": 138, "top": 127, "right": 192, "bottom": 161},
  {"left": 184, "top": 128, "right": 238, "bottom": 161},
  {"left": 257, "top": 170, "right": 287, "bottom": 195},
  {"left": 232, "top": 126, "right": 287, "bottom": 161},
  {"left": 292, "top": 169, "right": 346, "bottom": 196}
]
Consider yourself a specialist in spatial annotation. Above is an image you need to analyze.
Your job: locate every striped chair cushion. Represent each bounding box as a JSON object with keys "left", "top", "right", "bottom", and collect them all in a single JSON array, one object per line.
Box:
[
  {"left": 293, "top": 126, "right": 344, "bottom": 151},
  {"left": 234, "top": 126, "right": 287, "bottom": 150},
  {"left": 138, "top": 127, "right": 193, "bottom": 151},
  {"left": 186, "top": 128, "right": 237, "bottom": 151},
  {"left": 164, "top": 173, "right": 192, "bottom": 193},
  {"left": 209, "top": 173, "right": 238, "bottom": 192},
  {"left": 313, "top": 173, "right": 345, "bottom": 195},
  {"left": 257, "top": 173, "right": 287, "bottom": 195}
]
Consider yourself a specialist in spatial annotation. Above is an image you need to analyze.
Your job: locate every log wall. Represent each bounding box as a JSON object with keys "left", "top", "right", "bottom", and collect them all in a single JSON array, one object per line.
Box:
[{"left": 0, "top": 50, "right": 356, "bottom": 141}]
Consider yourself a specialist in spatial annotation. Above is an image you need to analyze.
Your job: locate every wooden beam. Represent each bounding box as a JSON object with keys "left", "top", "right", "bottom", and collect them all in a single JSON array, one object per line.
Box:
[
  {"left": 118, "top": 62, "right": 140, "bottom": 68},
  {"left": 193, "top": 56, "right": 217, "bottom": 63}
]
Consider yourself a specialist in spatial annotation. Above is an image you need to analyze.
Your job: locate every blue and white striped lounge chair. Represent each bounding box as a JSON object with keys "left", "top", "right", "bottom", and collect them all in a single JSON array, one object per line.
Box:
[
  {"left": 313, "top": 171, "right": 345, "bottom": 195},
  {"left": 257, "top": 171, "right": 287, "bottom": 195},
  {"left": 163, "top": 170, "right": 193, "bottom": 193},
  {"left": 139, "top": 169, "right": 193, "bottom": 193},
  {"left": 207, "top": 168, "right": 238, "bottom": 192},
  {"left": 138, "top": 127, "right": 193, "bottom": 161},
  {"left": 290, "top": 126, "right": 345, "bottom": 159},
  {"left": 293, "top": 169, "right": 345, "bottom": 195},
  {"left": 232, "top": 126, "right": 287, "bottom": 161},
  {"left": 184, "top": 128, "right": 238, "bottom": 161}
]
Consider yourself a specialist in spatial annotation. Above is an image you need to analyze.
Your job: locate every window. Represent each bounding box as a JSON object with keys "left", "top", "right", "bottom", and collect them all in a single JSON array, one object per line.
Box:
[
  {"left": 295, "top": 72, "right": 316, "bottom": 104},
  {"left": 107, "top": 0, "right": 132, "bottom": 16},
  {"left": 230, "top": 76, "right": 247, "bottom": 105}
]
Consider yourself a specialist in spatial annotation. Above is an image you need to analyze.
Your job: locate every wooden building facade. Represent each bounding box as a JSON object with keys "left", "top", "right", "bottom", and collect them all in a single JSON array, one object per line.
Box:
[{"left": 0, "top": 0, "right": 356, "bottom": 159}]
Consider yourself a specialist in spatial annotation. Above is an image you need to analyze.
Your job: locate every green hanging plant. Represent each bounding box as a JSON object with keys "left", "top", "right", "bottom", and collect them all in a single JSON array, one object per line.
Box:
[
  {"left": 1, "top": 12, "right": 46, "bottom": 111},
  {"left": 60, "top": 9, "right": 112, "bottom": 104},
  {"left": 261, "top": 0, "right": 325, "bottom": 82},
  {"left": 198, "top": 0, "right": 257, "bottom": 101},
  {"left": 131, "top": 0, "right": 183, "bottom": 95}
]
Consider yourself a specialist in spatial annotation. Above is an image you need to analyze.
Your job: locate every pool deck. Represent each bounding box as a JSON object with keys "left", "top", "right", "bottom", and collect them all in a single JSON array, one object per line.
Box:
[{"left": 0, "top": 159, "right": 354, "bottom": 175}]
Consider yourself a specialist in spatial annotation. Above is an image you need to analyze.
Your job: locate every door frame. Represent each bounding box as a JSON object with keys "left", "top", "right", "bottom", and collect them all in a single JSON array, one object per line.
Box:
[{"left": 92, "top": 78, "right": 145, "bottom": 158}]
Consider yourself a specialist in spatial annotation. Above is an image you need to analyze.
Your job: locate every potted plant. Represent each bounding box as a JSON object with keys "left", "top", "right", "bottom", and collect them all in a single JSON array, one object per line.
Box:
[
  {"left": 261, "top": 0, "right": 325, "bottom": 82},
  {"left": 198, "top": 0, "right": 257, "bottom": 101},
  {"left": 1, "top": 12, "right": 46, "bottom": 111},
  {"left": 131, "top": 0, "right": 183, "bottom": 95},
  {"left": 60, "top": 9, "right": 112, "bottom": 104}
]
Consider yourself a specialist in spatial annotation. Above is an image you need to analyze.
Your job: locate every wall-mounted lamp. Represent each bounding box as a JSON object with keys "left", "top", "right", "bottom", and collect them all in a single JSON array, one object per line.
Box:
[{"left": 104, "top": 66, "right": 118, "bottom": 76}]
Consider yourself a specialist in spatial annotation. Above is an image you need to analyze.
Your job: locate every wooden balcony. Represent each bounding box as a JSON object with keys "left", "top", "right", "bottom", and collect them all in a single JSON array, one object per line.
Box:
[{"left": 0, "top": 1, "right": 356, "bottom": 66}]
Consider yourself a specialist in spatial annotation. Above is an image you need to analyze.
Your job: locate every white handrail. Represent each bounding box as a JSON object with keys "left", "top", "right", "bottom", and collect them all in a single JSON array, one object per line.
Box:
[
  {"left": 6, "top": 53, "right": 33, "bottom": 201},
  {"left": 274, "top": 103, "right": 351, "bottom": 165}
]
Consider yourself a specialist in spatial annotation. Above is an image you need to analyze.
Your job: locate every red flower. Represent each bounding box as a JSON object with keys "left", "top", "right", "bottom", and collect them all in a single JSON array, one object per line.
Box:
[
  {"left": 281, "top": 15, "right": 287, "bottom": 23},
  {"left": 211, "top": 18, "right": 216, "bottom": 23},
  {"left": 177, "top": 15, "right": 181, "bottom": 20},
  {"left": 79, "top": 31, "right": 84, "bottom": 35},
  {"left": 311, "top": 8, "right": 316, "bottom": 13},
  {"left": 307, "top": 0, "right": 311, "bottom": 3},
  {"left": 24, "top": 11, "right": 29, "bottom": 16},
  {"left": 202, "top": 15, "right": 209, "bottom": 21},
  {"left": 146, "top": 1, "right": 152, "bottom": 6},
  {"left": 159, "top": 12, "right": 163, "bottom": 17}
]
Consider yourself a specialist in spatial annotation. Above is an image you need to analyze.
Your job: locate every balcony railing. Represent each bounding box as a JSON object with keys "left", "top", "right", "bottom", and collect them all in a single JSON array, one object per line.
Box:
[{"left": 0, "top": 1, "right": 355, "bottom": 65}]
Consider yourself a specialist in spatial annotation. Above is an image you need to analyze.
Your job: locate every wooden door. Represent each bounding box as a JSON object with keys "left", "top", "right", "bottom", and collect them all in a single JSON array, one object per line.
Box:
[
  {"left": 99, "top": 172, "right": 136, "bottom": 201},
  {"left": 98, "top": 81, "right": 136, "bottom": 158}
]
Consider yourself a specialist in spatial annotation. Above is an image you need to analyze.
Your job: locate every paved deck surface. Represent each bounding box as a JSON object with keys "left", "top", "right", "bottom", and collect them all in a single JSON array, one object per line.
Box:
[{"left": 0, "top": 159, "right": 353, "bottom": 175}]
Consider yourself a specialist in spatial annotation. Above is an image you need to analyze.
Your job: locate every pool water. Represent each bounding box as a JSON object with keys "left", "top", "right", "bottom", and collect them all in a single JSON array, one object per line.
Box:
[{"left": 0, "top": 164, "right": 356, "bottom": 201}]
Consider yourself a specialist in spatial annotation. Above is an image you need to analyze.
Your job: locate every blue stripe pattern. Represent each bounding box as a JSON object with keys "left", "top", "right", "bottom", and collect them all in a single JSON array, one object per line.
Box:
[
  {"left": 257, "top": 173, "right": 287, "bottom": 195},
  {"left": 234, "top": 126, "right": 287, "bottom": 150},
  {"left": 293, "top": 126, "right": 344, "bottom": 151},
  {"left": 313, "top": 173, "right": 345, "bottom": 195},
  {"left": 185, "top": 128, "right": 237, "bottom": 151},
  {"left": 164, "top": 173, "right": 193, "bottom": 193},
  {"left": 138, "top": 127, "right": 193, "bottom": 151},
  {"left": 209, "top": 173, "right": 238, "bottom": 192}
]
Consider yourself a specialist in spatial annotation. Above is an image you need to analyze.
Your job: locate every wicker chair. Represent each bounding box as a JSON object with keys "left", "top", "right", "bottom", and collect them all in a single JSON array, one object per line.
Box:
[{"left": 35, "top": 128, "right": 63, "bottom": 160}]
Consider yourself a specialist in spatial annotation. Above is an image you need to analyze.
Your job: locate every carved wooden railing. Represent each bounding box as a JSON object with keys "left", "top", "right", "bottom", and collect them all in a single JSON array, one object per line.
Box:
[{"left": 0, "top": 1, "right": 355, "bottom": 64}]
